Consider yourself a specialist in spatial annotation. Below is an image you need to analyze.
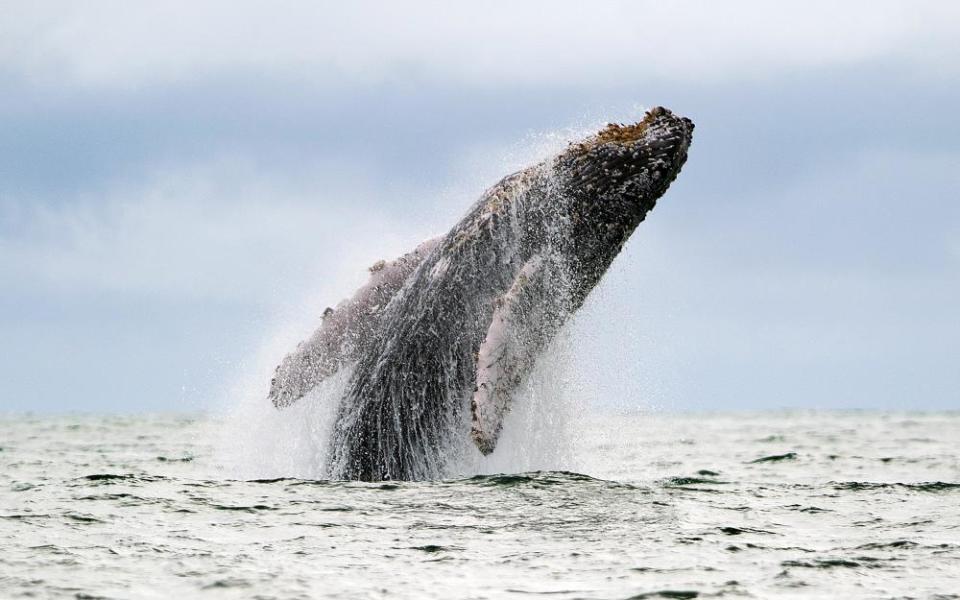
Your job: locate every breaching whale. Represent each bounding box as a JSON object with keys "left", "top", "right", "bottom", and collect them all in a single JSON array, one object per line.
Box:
[{"left": 269, "top": 107, "right": 694, "bottom": 481}]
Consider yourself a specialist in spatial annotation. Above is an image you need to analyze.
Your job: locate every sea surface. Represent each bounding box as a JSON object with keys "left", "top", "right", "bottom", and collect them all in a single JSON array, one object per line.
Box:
[{"left": 1, "top": 411, "right": 958, "bottom": 599}]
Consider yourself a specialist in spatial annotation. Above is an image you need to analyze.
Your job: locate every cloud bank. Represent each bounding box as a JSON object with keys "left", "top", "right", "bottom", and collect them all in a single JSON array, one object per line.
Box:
[{"left": 2, "top": 1, "right": 957, "bottom": 89}]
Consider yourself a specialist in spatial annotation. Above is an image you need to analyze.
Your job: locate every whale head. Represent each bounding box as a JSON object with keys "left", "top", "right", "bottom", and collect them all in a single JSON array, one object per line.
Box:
[
  {"left": 548, "top": 106, "right": 694, "bottom": 295},
  {"left": 557, "top": 106, "right": 693, "bottom": 209}
]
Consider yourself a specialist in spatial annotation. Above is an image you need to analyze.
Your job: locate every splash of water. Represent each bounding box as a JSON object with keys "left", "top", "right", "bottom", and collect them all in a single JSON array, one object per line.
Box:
[
  {"left": 213, "top": 336, "right": 587, "bottom": 481},
  {"left": 211, "top": 107, "right": 670, "bottom": 481},
  {"left": 211, "top": 189, "right": 591, "bottom": 481}
]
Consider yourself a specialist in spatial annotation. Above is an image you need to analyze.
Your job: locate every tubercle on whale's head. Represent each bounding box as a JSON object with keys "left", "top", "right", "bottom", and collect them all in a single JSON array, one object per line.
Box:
[
  {"left": 536, "top": 106, "right": 692, "bottom": 298},
  {"left": 544, "top": 106, "right": 693, "bottom": 283},
  {"left": 554, "top": 106, "right": 694, "bottom": 223}
]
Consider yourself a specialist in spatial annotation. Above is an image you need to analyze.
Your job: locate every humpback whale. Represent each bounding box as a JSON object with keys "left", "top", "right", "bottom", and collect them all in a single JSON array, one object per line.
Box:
[{"left": 269, "top": 107, "right": 694, "bottom": 481}]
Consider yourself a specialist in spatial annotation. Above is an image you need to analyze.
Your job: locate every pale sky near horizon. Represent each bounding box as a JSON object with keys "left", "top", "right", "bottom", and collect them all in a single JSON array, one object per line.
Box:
[{"left": 1, "top": 1, "right": 958, "bottom": 413}]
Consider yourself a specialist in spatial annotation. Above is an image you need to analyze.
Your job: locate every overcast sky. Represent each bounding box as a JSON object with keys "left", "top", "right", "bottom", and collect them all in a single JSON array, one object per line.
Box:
[{"left": 2, "top": 1, "right": 958, "bottom": 413}]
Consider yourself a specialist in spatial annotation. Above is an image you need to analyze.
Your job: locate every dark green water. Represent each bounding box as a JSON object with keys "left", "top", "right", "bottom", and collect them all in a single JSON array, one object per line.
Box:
[{"left": 1, "top": 411, "right": 958, "bottom": 598}]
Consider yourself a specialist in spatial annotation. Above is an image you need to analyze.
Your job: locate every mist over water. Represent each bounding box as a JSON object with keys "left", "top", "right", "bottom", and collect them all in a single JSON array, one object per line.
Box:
[
  {"left": 211, "top": 272, "right": 591, "bottom": 481},
  {"left": 211, "top": 354, "right": 585, "bottom": 482}
]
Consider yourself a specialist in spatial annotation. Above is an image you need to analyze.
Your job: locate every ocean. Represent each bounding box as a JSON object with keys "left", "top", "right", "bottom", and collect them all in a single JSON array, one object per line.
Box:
[{"left": 1, "top": 411, "right": 958, "bottom": 599}]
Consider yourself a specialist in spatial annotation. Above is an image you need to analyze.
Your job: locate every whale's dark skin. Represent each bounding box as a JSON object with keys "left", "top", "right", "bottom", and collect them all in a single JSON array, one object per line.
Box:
[{"left": 269, "top": 107, "right": 694, "bottom": 481}]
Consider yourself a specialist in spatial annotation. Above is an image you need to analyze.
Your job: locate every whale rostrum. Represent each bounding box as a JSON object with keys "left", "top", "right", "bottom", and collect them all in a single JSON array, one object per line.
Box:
[{"left": 269, "top": 107, "right": 694, "bottom": 481}]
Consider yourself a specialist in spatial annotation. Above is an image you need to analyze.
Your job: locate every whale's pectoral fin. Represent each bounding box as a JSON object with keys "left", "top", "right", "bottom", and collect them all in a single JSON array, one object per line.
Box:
[
  {"left": 269, "top": 329, "right": 346, "bottom": 409},
  {"left": 471, "top": 255, "right": 565, "bottom": 455},
  {"left": 269, "top": 237, "right": 442, "bottom": 408}
]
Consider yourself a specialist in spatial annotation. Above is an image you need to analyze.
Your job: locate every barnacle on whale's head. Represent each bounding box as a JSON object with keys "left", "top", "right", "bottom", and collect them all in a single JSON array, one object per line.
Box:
[{"left": 558, "top": 106, "right": 694, "bottom": 210}]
